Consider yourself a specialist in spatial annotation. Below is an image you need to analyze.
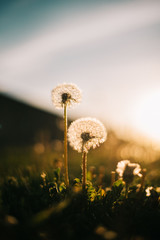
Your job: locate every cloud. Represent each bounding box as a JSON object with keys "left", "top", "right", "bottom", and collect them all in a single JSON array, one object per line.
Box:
[
  {"left": 1, "top": 0, "right": 160, "bottom": 75},
  {"left": 0, "top": 0, "right": 160, "bottom": 136}
]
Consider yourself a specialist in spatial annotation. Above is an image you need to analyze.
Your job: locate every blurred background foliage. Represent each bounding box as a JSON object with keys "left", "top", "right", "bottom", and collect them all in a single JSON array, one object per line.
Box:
[{"left": 1, "top": 93, "right": 160, "bottom": 185}]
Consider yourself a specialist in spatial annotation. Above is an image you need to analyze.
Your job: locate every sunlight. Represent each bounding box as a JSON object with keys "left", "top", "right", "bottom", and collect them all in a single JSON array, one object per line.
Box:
[{"left": 134, "top": 91, "right": 160, "bottom": 142}]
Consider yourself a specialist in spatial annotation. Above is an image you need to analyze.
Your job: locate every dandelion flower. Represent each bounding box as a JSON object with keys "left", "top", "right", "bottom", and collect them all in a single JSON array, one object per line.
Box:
[
  {"left": 116, "top": 160, "right": 142, "bottom": 178},
  {"left": 68, "top": 117, "right": 107, "bottom": 189},
  {"left": 116, "top": 160, "right": 142, "bottom": 188},
  {"left": 51, "top": 83, "right": 81, "bottom": 187},
  {"left": 51, "top": 83, "right": 81, "bottom": 109},
  {"left": 68, "top": 117, "right": 107, "bottom": 153},
  {"left": 116, "top": 160, "right": 130, "bottom": 178}
]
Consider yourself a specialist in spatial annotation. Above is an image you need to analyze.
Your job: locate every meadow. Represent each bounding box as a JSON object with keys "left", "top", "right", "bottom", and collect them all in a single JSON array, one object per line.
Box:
[
  {"left": 0, "top": 150, "right": 160, "bottom": 240},
  {"left": 0, "top": 84, "right": 160, "bottom": 240}
]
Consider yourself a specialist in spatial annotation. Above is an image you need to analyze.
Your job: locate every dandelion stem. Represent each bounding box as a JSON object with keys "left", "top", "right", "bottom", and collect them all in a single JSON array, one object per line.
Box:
[
  {"left": 111, "top": 171, "right": 116, "bottom": 187},
  {"left": 82, "top": 151, "right": 87, "bottom": 190},
  {"left": 140, "top": 168, "right": 147, "bottom": 190},
  {"left": 125, "top": 183, "right": 129, "bottom": 198},
  {"left": 64, "top": 104, "right": 69, "bottom": 187}
]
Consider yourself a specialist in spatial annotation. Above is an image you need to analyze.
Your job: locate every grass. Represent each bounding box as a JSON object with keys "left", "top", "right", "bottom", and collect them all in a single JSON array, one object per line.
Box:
[
  {"left": 0, "top": 170, "right": 159, "bottom": 240},
  {"left": 0, "top": 136, "right": 160, "bottom": 240}
]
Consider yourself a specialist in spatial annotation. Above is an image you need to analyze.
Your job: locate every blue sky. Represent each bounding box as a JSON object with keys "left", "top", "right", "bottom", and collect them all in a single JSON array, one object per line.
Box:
[{"left": 1, "top": 0, "right": 160, "bottom": 143}]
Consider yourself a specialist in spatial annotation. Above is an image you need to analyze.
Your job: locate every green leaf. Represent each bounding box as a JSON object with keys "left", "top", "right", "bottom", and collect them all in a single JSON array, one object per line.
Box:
[{"left": 113, "top": 179, "right": 124, "bottom": 187}]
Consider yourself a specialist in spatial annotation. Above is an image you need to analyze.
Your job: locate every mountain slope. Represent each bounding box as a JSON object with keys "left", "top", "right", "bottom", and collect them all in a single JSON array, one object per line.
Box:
[{"left": 0, "top": 94, "right": 63, "bottom": 147}]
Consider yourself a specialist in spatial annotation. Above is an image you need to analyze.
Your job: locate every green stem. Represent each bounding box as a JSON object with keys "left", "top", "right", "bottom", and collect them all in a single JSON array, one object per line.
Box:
[
  {"left": 140, "top": 168, "right": 147, "bottom": 191},
  {"left": 82, "top": 151, "right": 87, "bottom": 190},
  {"left": 111, "top": 171, "right": 116, "bottom": 188},
  {"left": 125, "top": 183, "right": 129, "bottom": 198},
  {"left": 64, "top": 104, "right": 69, "bottom": 187}
]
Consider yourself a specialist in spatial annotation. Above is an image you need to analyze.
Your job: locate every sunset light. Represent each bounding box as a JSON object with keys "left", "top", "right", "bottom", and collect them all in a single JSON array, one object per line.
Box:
[
  {"left": 134, "top": 91, "right": 160, "bottom": 143},
  {"left": 1, "top": 1, "right": 160, "bottom": 239}
]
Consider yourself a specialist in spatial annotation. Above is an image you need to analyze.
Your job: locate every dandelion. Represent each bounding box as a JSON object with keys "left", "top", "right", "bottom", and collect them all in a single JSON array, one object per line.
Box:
[
  {"left": 68, "top": 117, "right": 107, "bottom": 189},
  {"left": 51, "top": 83, "right": 81, "bottom": 109},
  {"left": 116, "top": 160, "right": 142, "bottom": 180},
  {"left": 146, "top": 186, "right": 153, "bottom": 196},
  {"left": 68, "top": 118, "right": 106, "bottom": 153},
  {"left": 51, "top": 83, "right": 81, "bottom": 187},
  {"left": 116, "top": 160, "right": 142, "bottom": 196}
]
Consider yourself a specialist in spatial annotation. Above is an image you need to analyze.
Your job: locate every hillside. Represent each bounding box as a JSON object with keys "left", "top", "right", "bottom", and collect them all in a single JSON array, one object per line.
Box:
[{"left": 0, "top": 93, "right": 63, "bottom": 147}]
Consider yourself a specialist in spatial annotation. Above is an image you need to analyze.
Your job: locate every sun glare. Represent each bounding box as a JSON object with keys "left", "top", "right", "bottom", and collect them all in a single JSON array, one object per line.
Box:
[{"left": 134, "top": 91, "right": 160, "bottom": 143}]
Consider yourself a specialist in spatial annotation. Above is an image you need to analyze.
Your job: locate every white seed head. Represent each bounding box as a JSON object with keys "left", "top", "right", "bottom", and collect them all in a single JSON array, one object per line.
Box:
[
  {"left": 68, "top": 117, "right": 107, "bottom": 153},
  {"left": 116, "top": 160, "right": 142, "bottom": 178},
  {"left": 51, "top": 83, "right": 81, "bottom": 109}
]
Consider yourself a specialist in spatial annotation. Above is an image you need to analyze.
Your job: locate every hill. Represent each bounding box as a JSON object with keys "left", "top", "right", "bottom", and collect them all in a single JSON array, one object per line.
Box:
[{"left": 0, "top": 93, "right": 63, "bottom": 147}]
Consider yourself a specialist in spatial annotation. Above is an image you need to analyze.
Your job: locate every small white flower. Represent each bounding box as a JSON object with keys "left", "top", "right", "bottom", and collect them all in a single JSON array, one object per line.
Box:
[
  {"left": 116, "top": 160, "right": 130, "bottom": 177},
  {"left": 146, "top": 186, "right": 153, "bottom": 196},
  {"left": 51, "top": 83, "right": 81, "bottom": 109},
  {"left": 68, "top": 118, "right": 107, "bottom": 153}
]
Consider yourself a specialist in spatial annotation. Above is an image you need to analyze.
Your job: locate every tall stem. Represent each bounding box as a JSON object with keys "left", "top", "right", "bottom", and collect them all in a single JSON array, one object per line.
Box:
[
  {"left": 140, "top": 168, "right": 147, "bottom": 191},
  {"left": 125, "top": 183, "right": 129, "bottom": 198},
  {"left": 64, "top": 104, "right": 69, "bottom": 187},
  {"left": 82, "top": 151, "right": 87, "bottom": 190}
]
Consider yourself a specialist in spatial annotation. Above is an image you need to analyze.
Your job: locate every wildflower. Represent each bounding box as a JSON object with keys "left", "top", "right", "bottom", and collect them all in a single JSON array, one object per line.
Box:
[
  {"left": 51, "top": 83, "right": 81, "bottom": 109},
  {"left": 116, "top": 160, "right": 142, "bottom": 192},
  {"left": 146, "top": 186, "right": 153, "bottom": 196},
  {"left": 41, "top": 172, "right": 46, "bottom": 179},
  {"left": 68, "top": 117, "right": 106, "bottom": 189},
  {"left": 68, "top": 117, "right": 107, "bottom": 153},
  {"left": 51, "top": 83, "right": 81, "bottom": 187}
]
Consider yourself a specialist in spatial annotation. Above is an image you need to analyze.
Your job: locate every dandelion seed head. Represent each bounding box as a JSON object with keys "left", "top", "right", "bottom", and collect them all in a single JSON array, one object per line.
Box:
[
  {"left": 116, "top": 160, "right": 130, "bottom": 177},
  {"left": 116, "top": 160, "right": 142, "bottom": 184},
  {"left": 116, "top": 160, "right": 142, "bottom": 178},
  {"left": 68, "top": 118, "right": 107, "bottom": 153},
  {"left": 51, "top": 83, "right": 81, "bottom": 109},
  {"left": 132, "top": 164, "right": 142, "bottom": 177}
]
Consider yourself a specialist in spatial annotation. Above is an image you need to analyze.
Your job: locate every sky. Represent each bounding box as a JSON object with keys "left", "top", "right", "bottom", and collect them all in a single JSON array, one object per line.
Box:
[{"left": 1, "top": 0, "right": 160, "bottom": 144}]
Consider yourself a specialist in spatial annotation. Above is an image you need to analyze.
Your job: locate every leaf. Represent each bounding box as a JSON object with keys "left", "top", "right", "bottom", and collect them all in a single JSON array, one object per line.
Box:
[
  {"left": 74, "top": 178, "right": 81, "bottom": 183},
  {"left": 113, "top": 180, "right": 124, "bottom": 187}
]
